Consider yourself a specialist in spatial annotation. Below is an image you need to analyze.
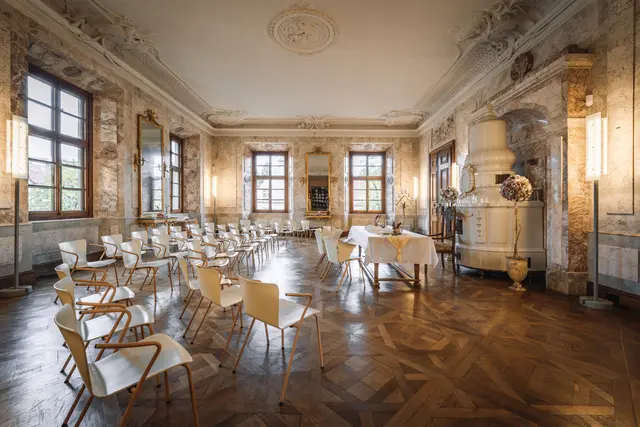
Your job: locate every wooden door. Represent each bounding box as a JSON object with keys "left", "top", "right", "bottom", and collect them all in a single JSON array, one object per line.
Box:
[{"left": 429, "top": 141, "right": 454, "bottom": 233}]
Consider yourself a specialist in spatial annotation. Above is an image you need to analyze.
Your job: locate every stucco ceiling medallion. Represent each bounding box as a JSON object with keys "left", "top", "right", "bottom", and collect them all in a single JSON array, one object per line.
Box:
[{"left": 269, "top": 3, "right": 337, "bottom": 56}]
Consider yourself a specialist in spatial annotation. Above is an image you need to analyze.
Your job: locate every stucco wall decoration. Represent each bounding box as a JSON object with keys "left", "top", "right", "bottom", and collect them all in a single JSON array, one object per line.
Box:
[{"left": 268, "top": 2, "right": 338, "bottom": 56}]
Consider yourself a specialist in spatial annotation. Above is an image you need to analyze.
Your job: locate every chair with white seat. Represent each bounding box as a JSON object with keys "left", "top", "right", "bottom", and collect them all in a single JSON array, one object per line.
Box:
[
  {"left": 314, "top": 230, "right": 328, "bottom": 272},
  {"left": 300, "top": 220, "right": 311, "bottom": 238},
  {"left": 240, "top": 219, "right": 252, "bottom": 229},
  {"left": 151, "top": 226, "right": 168, "bottom": 237},
  {"left": 321, "top": 234, "right": 362, "bottom": 292},
  {"left": 216, "top": 224, "right": 227, "bottom": 236},
  {"left": 225, "top": 233, "right": 256, "bottom": 273},
  {"left": 55, "top": 263, "right": 135, "bottom": 309},
  {"left": 151, "top": 233, "right": 187, "bottom": 273},
  {"left": 190, "top": 226, "right": 205, "bottom": 242},
  {"left": 54, "top": 276, "right": 154, "bottom": 382},
  {"left": 259, "top": 224, "right": 280, "bottom": 250},
  {"left": 121, "top": 240, "right": 172, "bottom": 301},
  {"left": 54, "top": 303, "right": 199, "bottom": 427},
  {"left": 185, "top": 240, "right": 230, "bottom": 275},
  {"left": 204, "top": 222, "right": 216, "bottom": 236},
  {"left": 232, "top": 277, "right": 323, "bottom": 405},
  {"left": 59, "top": 240, "right": 119, "bottom": 286},
  {"left": 184, "top": 266, "right": 243, "bottom": 347},
  {"left": 130, "top": 230, "right": 154, "bottom": 253}
]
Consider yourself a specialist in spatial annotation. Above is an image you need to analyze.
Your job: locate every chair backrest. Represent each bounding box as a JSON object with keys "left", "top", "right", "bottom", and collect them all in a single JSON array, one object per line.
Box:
[
  {"left": 228, "top": 223, "right": 238, "bottom": 231},
  {"left": 59, "top": 240, "right": 88, "bottom": 266},
  {"left": 121, "top": 240, "right": 142, "bottom": 268},
  {"left": 301, "top": 220, "right": 310, "bottom": 231},
  {"left": 55, "top": 263, "right": 71, "bottom": 279},
  {"left": 151, "top": 234, "right": 170, "bottom": 258},
  {"left": 239, "top": 277, "right": 280, "bottom": 327},
  {"left": 131, "top": 230, "right": 149, "bottom": 245},
  {"left": 151, "top": 227, "right": 167, "bottom": 236},
  {"left": 53, "top": 276, "right": 76, "bottom": 310},
  {"left": 217, "top": 224, "right": 226, "bottom": 232},
  {"left": 170, "top": 225, "right": 182, "bottom": 233},
  {"left": 240, "top": 219, "right": 252, "bottom": 228},
  {"left": 204, "top": 223, "right": 216, "bottom": 234},
  {"left": 196, "top": 266, "right": 223, "bottom": 305},
  {"left": 315, "top": 230, "right": 326, "bottom": 255},
  {"left": 274, "top": 222, "right": 281, "bottom": 233},
  {"left": 54, "top": 304, "right": 92, "bottom": 392},
  {"left": 101, "top": 234, "right": 123, "bottom": 258},
  {"left": 177, "top": 257, "right": 196, "bottom": 289},
  {"left": 323, "top": 235, "right": 340, "bottom": 263}
]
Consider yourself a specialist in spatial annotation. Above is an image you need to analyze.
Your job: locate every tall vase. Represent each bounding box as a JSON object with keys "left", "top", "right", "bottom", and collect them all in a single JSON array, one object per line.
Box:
[{"left": 507, "top": 204, "right": 527, "bottom": 291}]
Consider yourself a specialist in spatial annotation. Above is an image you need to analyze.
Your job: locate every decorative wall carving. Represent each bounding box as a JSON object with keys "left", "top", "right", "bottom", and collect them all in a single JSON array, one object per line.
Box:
[
  {"left": 268, "top": 2, "right": 338, "bottom": 56},
  {"left": 431, "top": 113, "right": 455, "bottom": 148},
  {"left": 297, "top": 116, "right": 330, "bottom": 131}
]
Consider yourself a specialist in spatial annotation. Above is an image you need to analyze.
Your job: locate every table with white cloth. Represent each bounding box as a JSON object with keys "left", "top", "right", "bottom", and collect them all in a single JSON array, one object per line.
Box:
[{"left": 347, "top": 226, "right": 439, "bottom": 287}]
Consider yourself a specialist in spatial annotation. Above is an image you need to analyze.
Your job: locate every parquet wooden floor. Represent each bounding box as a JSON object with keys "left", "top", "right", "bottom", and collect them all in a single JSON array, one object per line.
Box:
[{"left": 1, "top": 238, "right": 639, "bottom": 427}]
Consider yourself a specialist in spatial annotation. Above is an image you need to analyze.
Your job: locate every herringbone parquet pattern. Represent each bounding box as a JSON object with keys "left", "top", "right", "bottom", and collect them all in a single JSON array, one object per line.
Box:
[{"left": 0, "top": 238, "right": 639, "bottom": 427}]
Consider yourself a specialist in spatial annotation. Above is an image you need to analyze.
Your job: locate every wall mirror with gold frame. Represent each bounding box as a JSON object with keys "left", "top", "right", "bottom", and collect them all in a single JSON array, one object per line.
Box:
[
  {"left": 305, "top": 151, "right": 331, "bottom": 217},
  {"left": 137, "top": 110, "right": 165, "bottom": 217}
]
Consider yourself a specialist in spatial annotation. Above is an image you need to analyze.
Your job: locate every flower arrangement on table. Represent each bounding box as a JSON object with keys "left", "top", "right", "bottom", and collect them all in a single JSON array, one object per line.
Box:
[{"left": 499, "top": 174, "right": 532, "bottom": 258}]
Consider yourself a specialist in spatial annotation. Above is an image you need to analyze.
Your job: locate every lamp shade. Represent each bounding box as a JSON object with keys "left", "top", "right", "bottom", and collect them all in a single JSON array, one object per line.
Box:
[
  {"left": 6, "top": 116, "right": 28, "bottom": 180},
  {"left": 586, "top": 112, "right": 608, "bottom": 181}
]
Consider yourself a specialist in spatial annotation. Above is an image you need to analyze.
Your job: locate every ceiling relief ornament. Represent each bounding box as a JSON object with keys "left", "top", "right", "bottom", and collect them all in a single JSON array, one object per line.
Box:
[
  {"left": 269, "top": 2, "right": 338, "bottom": 56},
  {"left": 204, "top": 109, "right": 248, "bottom": 126},
  {"left": 380, "top": 109, "right": 425, "bottom": 127},
  {"left": 297, "top": 116, "right": 330, "bottom": 131}
]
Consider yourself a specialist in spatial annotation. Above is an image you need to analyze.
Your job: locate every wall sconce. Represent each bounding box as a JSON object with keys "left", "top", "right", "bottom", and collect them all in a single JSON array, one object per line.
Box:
[
  {"left": 133, "top": 153, "right": 145, "bottom": 171},
  {"left": 0, "top": 115, "right": 31, "bottom": 298},
  {"left": 161, "top": 161, "right": 169, "bottom": 178},
  {"left": 330, "top": 176, "right": 339, "bottom": 185},
  {"left": 580, "top": 112, "right": 611, "bottom": 310},
  {"left": 298, "top": 176, "right": 307, "bottom": 186}
]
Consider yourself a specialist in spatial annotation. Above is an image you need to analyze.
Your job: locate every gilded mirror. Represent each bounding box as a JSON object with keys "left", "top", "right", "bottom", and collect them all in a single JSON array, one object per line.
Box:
[
  {"left": 137, "top": 111, "right": 165, "bottom": 216},
  {"left": 305, "top": 151, "right": 331, "bottom": 216}
]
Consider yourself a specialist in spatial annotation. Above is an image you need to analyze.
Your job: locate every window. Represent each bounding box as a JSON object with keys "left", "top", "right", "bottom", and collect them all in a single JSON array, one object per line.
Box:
[
  {"left": 170, "top": 135, "right": 183, "bottom": 213},
  {"left": 252, "top": 151, "right": 288, "bottom": 213},
  {"left": 350, "top": 152, "right": 385, "bottom": 213},
  {"left": 26, "top": 67, "right": 92, "bottom": 219}
]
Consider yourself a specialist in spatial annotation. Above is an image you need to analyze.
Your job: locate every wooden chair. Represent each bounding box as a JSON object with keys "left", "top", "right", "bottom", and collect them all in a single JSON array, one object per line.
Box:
[
  {"left": 121, "top": 240, "right": 172, "bottom": 300},
  {"left": 232, "top": 277, "right": 323, "bottom": 406},
  {"left": 54, "top": 304, "right": 199, "bottom": 427},
  {"left": 59, "top": 239, "right": 119, "bottom": 286},
  {"left": 321, "top": 235, "right": 363, "bottom": 291},
  {"left": 428, "top": 206, "right": 458, "bottom": 274},
  {"left": 54, "top": 263, "right": 135, "bottom": 307}
]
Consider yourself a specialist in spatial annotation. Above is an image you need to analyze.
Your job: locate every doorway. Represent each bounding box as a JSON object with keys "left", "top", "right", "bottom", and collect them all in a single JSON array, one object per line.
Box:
[{"left": 429, "top": 141, "right": 455, "bottom": 234}]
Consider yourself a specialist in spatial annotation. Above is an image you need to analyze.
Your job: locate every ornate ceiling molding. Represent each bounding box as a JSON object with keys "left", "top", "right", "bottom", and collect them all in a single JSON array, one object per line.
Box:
[
  {"left": 416, "top": 0, "right": 591, "bottom": 134},
  {"left": 268, "top": 2, "right": 338, "bottom": 56},
  {"left": 297, "top": 116, "right": 331, "bottom": 131},
  {"left": 379, "top": 110, "right": 425, "bottom": 127},
  {"left": 204, "top": 109, "right": 248, "bottom": 126}
]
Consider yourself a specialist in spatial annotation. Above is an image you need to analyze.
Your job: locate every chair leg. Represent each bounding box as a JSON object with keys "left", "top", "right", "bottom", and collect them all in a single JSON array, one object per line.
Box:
[
  {"left": 119, "top": 374, "right": 146, "bottom": 427},
  {"left": 264, "top": 322, "right": 270, "bottom": 346},
  {"left": 152, "top": 268, "right": 158, "bottom": 300},
  {"left": 314, "top": 253, "right": 326, "bottom": 270},
  {"left": 74, "top": 394, "right": 95, "bottom": 427},
  {"left": 219, "top": 303, "right": 241, "bottom": 367},
  {"left": 315, "top": 315, "right": 324, "bottom": 368},
  {"left": 112, "top": 263, "right": 120, "bottom": 287},
  {"left": 61, "top": 353, "right": 72, "bottom": 373},
  {"left": 281, "top": 329, "right": 285, "bottom": 350},
  {"left": 233, "top": 318, "right": 256, "bottom": 373},
  {"left": 124, "top": 268, "right": 136, "bottom": 287},
  {"left": 320, "top": 262, "right": 332, "bottom": 281},
  {"left": 62, "top": 384, "right": 85, "bottom": 426},
  {"left": 168, "top": 263, "right": 173, "bottom": 290},
  {"left": 191, "top": 302, "right": 213, "bottom": 344},
  {"left": 336, "top": 264, "right": 349, "bottom": 292},
  {"left": 183, "top": 297, "right": 204, "bottom": 337},
  {"left": 164, "top": 371, "right": 171, "bottom": 403},
  {"left": 184, "top": 364, "right": 200, "bottom": 427},
  {"left": 179, "top": 289, "right": 194, "bottom": 319},
  {"left": 280, "top": 320, "right": 303, "bottom": 405}
]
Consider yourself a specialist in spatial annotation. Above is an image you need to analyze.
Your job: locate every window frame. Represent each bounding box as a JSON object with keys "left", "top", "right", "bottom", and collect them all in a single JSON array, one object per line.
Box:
[
  {"left": 349, "top": 151, "right": 386, "bottom": 214},
  {"left": 252, "top": 151, "right": 289, "bottom": 213},
  {"left": 26, "top": 66, "right": 93, "bottom": 221},
  {"left": 169, "top": 134, "right": 184, "bottom": 213}
]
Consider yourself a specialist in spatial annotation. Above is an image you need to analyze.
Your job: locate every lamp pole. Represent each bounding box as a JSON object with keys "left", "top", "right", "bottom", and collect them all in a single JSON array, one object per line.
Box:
[
  {"left": 0, "top": 116, "right": 32, "bottom": 298},
  {"left": 579, "top": 112, "right": 612, "bottom": 310}
]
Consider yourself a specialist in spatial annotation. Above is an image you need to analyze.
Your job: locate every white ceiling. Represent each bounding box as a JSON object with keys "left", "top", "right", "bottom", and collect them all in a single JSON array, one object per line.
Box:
[{"left": 99, "top": 0, "right": 495, "bottom": 120}]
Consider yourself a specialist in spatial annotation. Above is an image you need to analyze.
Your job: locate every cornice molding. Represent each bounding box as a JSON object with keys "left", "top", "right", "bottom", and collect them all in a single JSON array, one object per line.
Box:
[
  {"left": 211, "top": 126, "right": 417, "bottom": 138},
  {"left": 5, "top": 0, "right": 215, "bottom": 134},
  {"left": 417, "top": 0, "right": 592, "bottom": 135}
]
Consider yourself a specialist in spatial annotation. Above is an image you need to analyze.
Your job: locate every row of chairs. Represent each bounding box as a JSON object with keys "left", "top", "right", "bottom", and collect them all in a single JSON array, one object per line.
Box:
[{"left": 51, "top": 218, "right": 327, "bottom": 425}]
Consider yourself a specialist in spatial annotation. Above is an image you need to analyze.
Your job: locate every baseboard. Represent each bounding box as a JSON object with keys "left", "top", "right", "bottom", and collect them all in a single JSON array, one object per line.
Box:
[
  {"left": 0, "top": 270, "right": 37, "bottom": 289},
  {"left": 587, "top": 281, "right": 640, "bottom": 310}
]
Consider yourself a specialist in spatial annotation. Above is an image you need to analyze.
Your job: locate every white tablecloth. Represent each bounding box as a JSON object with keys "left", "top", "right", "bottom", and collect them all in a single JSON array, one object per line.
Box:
[{"left": 347, "top": 226, "right": 439, "bottom": 267}]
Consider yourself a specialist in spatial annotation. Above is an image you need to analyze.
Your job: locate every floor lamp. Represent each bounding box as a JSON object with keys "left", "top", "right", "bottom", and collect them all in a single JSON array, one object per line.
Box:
[
  {"left": 0, "top": 115, "right": 32, "bottom": 298},
  {"left": 579, "top": 112, "right": 612, "bottom": 310}
]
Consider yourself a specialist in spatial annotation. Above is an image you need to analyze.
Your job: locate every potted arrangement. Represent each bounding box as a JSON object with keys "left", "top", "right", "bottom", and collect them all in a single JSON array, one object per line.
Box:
[
  {"left": 439, "top": 186, "right": 459, "bottom": 221},
  {"left": 499, "top": 175, "right": 532, "bottom": 291}
]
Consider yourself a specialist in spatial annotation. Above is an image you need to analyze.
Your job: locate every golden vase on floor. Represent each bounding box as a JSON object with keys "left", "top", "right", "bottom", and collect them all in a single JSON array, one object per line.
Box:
[{"left": 506, "top": 256, "right": 528, "bottom": 292}]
